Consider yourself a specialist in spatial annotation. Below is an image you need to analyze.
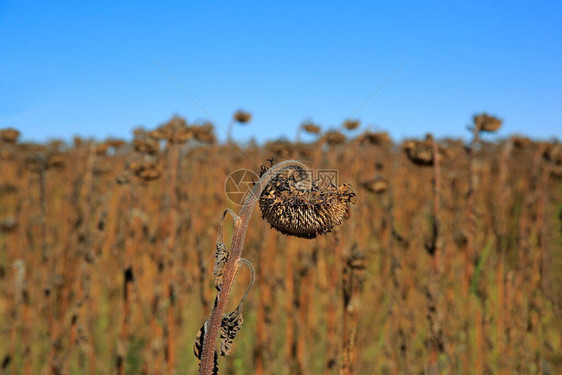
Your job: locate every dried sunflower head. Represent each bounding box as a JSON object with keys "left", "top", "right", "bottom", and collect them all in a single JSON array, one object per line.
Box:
[
  {"left": 324, "top": 131, "right": 346, "bottom": 146},
  {"left": 233, "top": 110, "right": 252, "bottom": 124},
  {"left": 191, "top": 123, "right": 216, "bottom": 144},
  {"left": 404, "top": 135, "right": 451, "bottom": 166},
  {"left": 403, "top": 139, "right": 433, "bottom": 166},
  {"left": 0, "top": 128, "right": 21, "bottom": 143},
  {"left": 302, "top": 122, "right": 321, "bottom": 134},
  {"left": 95, "top": 142, "right": 111, "bottom": 155},
  {"left": 343, "top": 119, "right": 360, "bottom": 130},
  {"left": 151, "top": 116, "right": 194, "bottom": 144},
  {"left": 46, "top": 153, "right": 66, "bottom": 169},
  {"left": 474, "top": 113, "right": 502, "bottom": 132},
  {"left": 128, "top": 156, "right": 162, "bottom": 181},
  {"left": 107, "top": 138, "right": 127, "bottom": 149},
  {"left": 258, "top": 163, "right": 356, "bottom": 239},
  {"left": 511, "top": 135, "right": 531, "bottom": 149},
  {"left": 133, "top": 136, "right": 160, "bottom": 155},
  {"left": 362, "top": 176, "right": 388, "bottom": 194},
  {"left": 358, "top": 131, "right": 391, "bottom": 146}
]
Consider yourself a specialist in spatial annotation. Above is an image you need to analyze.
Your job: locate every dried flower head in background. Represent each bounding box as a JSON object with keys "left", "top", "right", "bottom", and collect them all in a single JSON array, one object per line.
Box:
[
  {"left": 362, "top": 176, "right": 388, "bottom": 194},
  {"left": 511, "top": 135, "right": 531, "bottom": 149},
  {"left": 357, "top": 131, "right": 391, "bottom": 146},
  {"left": 324, "top": 131, "right": 346, "bottom": 146},
  {"left": 302, "top": 122, "right": 321, "bottom": 134},
  {"left": 128, "top": 156, "right": 162, "bottom": 181},
  {"left": 0, "top": 128, "right": 21, "bottom": 143},
  {"left": 404, "top": 135, "right": 451, "bottom": 167},
  {"left": 191, "top": 123, "right": 216, "bottom": 144},
  {"left": 343, "top": 119, "right": 361, "bottom": 131},
  {"left": 133, "top": 136, "right": 160, "bottom": 155},
  {"left": 259, "top": 162, "right": 356, "bottom": 239},
  {"left": 46, "top": 153, "right": 66, "bottom": 170},
  {"left": 26, "top": 154, "right": 48, "bottom": 173},
  {"left": 474, "top": 113, "right": 502, "bottom": 132},
  {"left": 542, "top": 142, "right": 562, "bottom": 166},
  {"left": 107, "top": 138, "right": 127, "bottom": 149},
  {"left": 95, "top": 142, "right": 111, "bottom": 156},
  {"left": 403, "top": 139, "right": 434, "bottom": 166},
  {"left": 233, "top": 110, "right": 252, "bottom": 124},
  {"left": 150, "top": 116, "right": 193, "bottom": 144}
]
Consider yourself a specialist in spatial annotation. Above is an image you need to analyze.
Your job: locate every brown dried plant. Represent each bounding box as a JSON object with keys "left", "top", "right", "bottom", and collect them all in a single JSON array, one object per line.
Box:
[
  {"left": 362, "top": 176, "right": 388, "bottom": 194},
  {"left": 259, "top": 163, "right": 356, "bottom": 238},
  {"left": 341, "top": 246, "right": 366, "bottom": 375},
  {"left": 357, "top": 131, "right": 391, "bottom": 146},
  {"left": 323, "top": 131, "right": 346, "bottom": 146},
  {"left": 133, "top": 136, "right": 160, "bottom": 155},
  {"left": 302, "top": 122, "right": 321, "bottom": 134},
  {"left": 2, "top": 114, "right": 561, "bottom": 375},
  {"left": 0, "top": 128, "right": 21, "bottom": 143},
  {"left": 228, "top": 110, "right": 253, "bottom": 141},
  {"left": 150, "top": 115, "right": 189, "bottom": 143},
  {"left": 233, "top": 110, "right": 252, "bottom": 124},
  {"left": 191, "top": 123, "right": 216, "bottom": 144},
  {"left": 474, "top": 113, "right": 502, "bottom": 132},
  {"left": 194, "top": 160, "right": 356, "bottom": 375},
  {"left": 343, "top": 119, "right": 361, "bottom": 131},
  {"left": 296, "top": 121, "right": 321, "bottom": 143},
  {"left": 403, "top": 138, "right": 434, "bottom": 166}
]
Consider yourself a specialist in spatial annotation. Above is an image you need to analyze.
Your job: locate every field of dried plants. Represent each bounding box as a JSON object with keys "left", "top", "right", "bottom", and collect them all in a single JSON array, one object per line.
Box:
[{"left": 0, "top": 115, "right": 561, "bottom": 375}]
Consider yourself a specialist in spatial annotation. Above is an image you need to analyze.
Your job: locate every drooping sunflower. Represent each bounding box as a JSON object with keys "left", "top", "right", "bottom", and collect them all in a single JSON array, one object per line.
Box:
[{"left": 258, "top": 162, "right": 356, "bottom": 238}]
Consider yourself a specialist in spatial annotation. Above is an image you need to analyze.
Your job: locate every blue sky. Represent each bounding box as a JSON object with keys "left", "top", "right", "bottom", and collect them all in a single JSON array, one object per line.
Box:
[{"left": 1, "top": 1, "right": 561, "bottom": 143}]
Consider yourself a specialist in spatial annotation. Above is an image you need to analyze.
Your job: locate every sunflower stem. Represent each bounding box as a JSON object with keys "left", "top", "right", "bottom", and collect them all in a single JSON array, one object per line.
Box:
[{"left": 198, "top": 160, "right": 308, "bottom": 375}]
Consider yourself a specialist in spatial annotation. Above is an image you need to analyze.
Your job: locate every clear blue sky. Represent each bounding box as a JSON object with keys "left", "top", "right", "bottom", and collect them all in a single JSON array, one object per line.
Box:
[{"left": 1, "top": 1, "right": 561, "bottom": 143}]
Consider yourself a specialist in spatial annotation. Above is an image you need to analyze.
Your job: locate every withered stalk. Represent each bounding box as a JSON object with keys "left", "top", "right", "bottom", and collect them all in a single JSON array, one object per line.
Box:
[
  {"left": 284, "top": 240, "right": 297, "bottom": 373},
  {"left": 164, "top": 142, "right": 180, "bottom": 374},
  {"left": 198, "top": 160, "right": 308, "bottom": 375},
  {"left": 323, "top": 243, "right": 340, "bottom": 375},
  {"left": 70, "top": 144, "right": 96, "bottom": 358},
  {"left": 117, "top": 182, "right": 138, "bottom": 375},
  {"left": 295, "top": 244, "right": 311, "bottom": 374},
  {"left": 426, "top": 135, "right": 443, "bottom": 372},
  {"left": 496, "top": 140, "right": 512, "bottom": 374},
  {"left": 464, "top": 126, "right": 479, "bottom": 374},
  {"left": 431, "top": 135, "right": 441, "bottom": 272},
  {"left": 466, "top": 125, "right": 479, "bottom": 287},
  {"left": 340, "top": 246, "right": 365, "bottom": 375}
]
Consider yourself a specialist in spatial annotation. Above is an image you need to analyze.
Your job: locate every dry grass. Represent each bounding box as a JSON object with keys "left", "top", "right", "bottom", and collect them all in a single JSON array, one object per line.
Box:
[{"left": 0, "top": 117, "right": 561, "bottom": 374}]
